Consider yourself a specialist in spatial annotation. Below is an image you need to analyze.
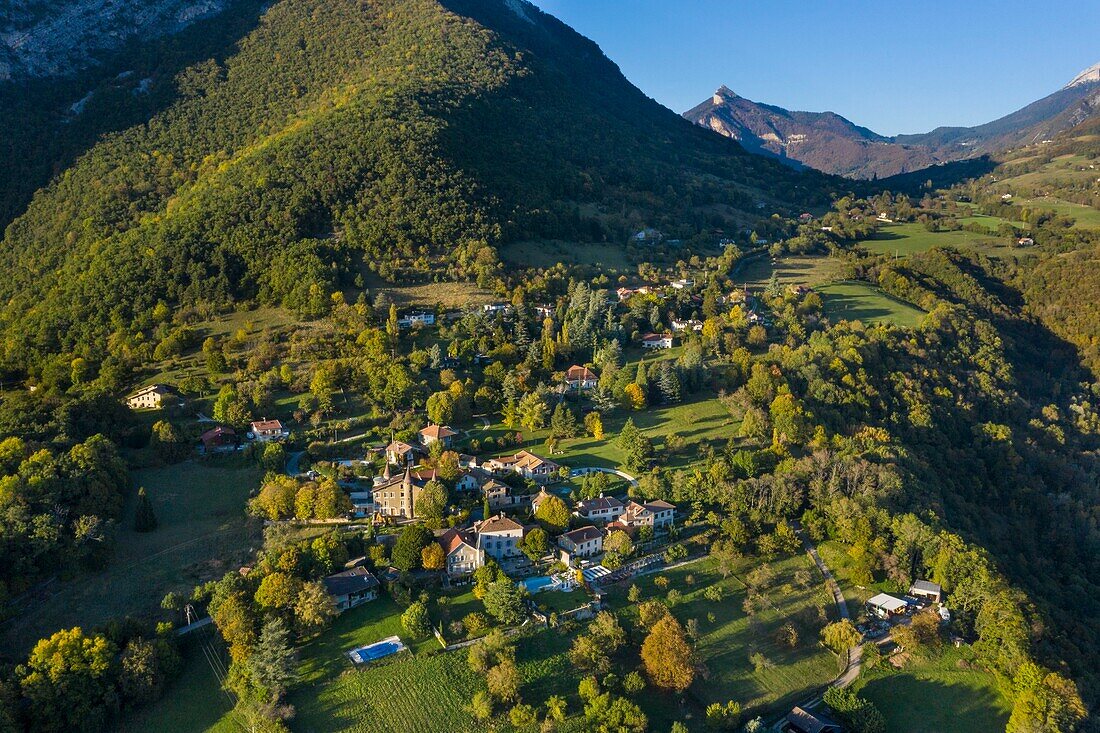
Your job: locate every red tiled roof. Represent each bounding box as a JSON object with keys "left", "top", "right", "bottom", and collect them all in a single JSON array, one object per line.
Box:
[
  {"left": 251, "top": 419, "right": 283, "bottom": 431},
  {"left": 566, "top": 365, "right": 597, "bottom": 381},
  {"left": 419, "top": 425, "right": 458, "bottom": 440}
]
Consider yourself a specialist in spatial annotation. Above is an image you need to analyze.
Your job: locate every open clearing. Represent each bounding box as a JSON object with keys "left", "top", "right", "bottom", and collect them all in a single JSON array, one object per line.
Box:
[
  {"left": 735, "top": 253, "right": 844, "bottom": 288},
  {"left": 500, "top": 240, "right": 632, "bottom": 271},
  {"left": 1, "top": 458, "right": 263, "bottom": 658},
  {"left": 855, "top": 649, "right": 1011, "bottom": 733},
  {"left": 857, "top": 222, "right": 1015, "bottom": 258},
  {"left": 818, "top": 282, "right": 925, "bottom": 328},
  {"left": 604, "top": 554, "right": 841, "bottom": 723}
]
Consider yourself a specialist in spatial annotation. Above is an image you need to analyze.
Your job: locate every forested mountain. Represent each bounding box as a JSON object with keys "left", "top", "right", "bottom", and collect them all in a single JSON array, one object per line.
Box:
[
  {"left": 0, "top": 0, "right": 842, "bottom": 380},
  {"left": 685, "top": 65, "right": 1100, "bottom": 179}
]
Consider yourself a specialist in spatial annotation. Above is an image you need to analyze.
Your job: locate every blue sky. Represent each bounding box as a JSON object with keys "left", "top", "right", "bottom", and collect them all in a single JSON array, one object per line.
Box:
[{"left": 529, "top": 0, "right": 1100, "bottom": 136}]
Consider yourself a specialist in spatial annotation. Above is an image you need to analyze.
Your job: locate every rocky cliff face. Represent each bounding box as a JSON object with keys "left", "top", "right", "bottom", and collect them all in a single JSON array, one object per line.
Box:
[
  {"left": 0, "top": 0, "right": 228, "bottom": 80},
  {"left": 683, "top": 87, "right": 943, "bottom": 179}
]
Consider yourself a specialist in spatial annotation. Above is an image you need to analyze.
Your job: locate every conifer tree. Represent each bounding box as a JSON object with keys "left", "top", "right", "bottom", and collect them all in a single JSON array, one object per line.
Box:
[{"left": 134, "top": 487, "right": 158, "bottom": 532}]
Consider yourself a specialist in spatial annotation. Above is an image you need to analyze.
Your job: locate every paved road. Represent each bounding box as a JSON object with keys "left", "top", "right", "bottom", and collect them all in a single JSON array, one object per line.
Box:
[{"left": 285, "top": 450, "right": 306, "bottom": 476}]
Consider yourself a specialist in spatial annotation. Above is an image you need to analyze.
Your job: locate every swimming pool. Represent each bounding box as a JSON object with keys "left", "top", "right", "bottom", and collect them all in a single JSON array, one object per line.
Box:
[
  {"left": 348, "top": 635, "right": 406, "bottom": 664},
  {"left": 520, "top": 576, "right": 556, "bottom": 594}
]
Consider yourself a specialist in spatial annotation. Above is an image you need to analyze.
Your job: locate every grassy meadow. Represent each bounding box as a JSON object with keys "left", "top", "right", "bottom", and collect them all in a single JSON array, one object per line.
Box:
[
  {"left": 854, "top": 647, "right": 1012, "bottom": 733},
  {"left": 2, "top": 457, "right": 263, "bottom": 658},
  {"left": 817, "top": 281, "right": 925, "bottom": 328}
]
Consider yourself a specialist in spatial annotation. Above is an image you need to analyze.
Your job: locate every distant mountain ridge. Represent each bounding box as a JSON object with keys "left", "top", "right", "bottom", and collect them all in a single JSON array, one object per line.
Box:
[
  {"left": 683, "top": 86, "right": 943, "bottom": 179},
  {"left": 685, "top": 64, "right": 1100, "bottom": 179}
]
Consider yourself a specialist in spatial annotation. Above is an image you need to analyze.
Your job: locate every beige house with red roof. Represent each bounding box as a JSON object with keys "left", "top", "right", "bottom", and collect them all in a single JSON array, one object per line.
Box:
[
  {"left": 565, "top": 365, "right": 598, "bottom": 391},
  {"left": 485, "top": 450, "right": 561, "bottom": 484},
  {"left": 437, "top": 528, "right": 483, "bottom": 579},
  {"left": 557, "top": 526, "right": 603, "bottom": 563},
  {"left": 621, "top": 499, "right": 676, "bottom": 529},
  {"left": 418, "top": 424, "right": 458, "bottom": 449},
  {"left": 372, "top": 465, "right": 425, "bottom": 520},
  {"left": 385, "top": 440, "right": 420, "bottom": 466}
]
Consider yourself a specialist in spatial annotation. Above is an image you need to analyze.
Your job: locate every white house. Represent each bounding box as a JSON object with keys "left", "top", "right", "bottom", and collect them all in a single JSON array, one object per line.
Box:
[
  {"left": 249, "top": 419, "right": 288, "bottom": 442},
  {"left": 126, "top": 384, "right": 174, "bottom": 410},
  {"left": 671, "top": 319, "right": 703, "bottom": 333},
  {"left": 485, "top": 450, "right": 561, "bottom": 484},
  {"left": 909, "top": 580, "right": 943, "bottom": 604},
  {"left": 641, "top": 333, "right": 674, "bottom": 350},
  {"left": 574, "top": 495, "right": 625, "bottom": 524},
  {"left": 397, "top": 312, "right": 435, "bottom": 329},
  {"left": 670, "top": 278, "right": 694, "bottom": 290},
  {"left": 867, "top": 593, "right": 908, "bottom": 619}
]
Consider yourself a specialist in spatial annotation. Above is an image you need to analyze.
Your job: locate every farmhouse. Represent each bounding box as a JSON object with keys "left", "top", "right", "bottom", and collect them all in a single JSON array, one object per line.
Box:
[
  {"left": 564, "top": 365, "right": 598, "bottom": 391},
  {"left": 322, "top": 566, "right": 379, "bottom": 612},
  {"left": 249, "top": 419, "right": 288, "bottom": 442},
  {"left": 615, "top": 287, "right": 635, "bottom": 301},
  {"left": 620, "top": 499, "right": 676, "bottom": 529},
  {"left": 474, "top": 513, "right": 527, "bottom": 563},
  {"left": 126, "top": 384, "right": 174, "bottom": 410},
  {"left": 534, "top": 304, "right": 555, "bottom": 318},
  {"left": 557, "top": 526, "right": 604, "bottom": 563},
  {"left": 437, "top": 528, "right": 483, "bottom": 579},
  {"left": 1017, "top": 236, "right": 1034, "bottom": 246},
  {"left": 574, "top": 495, "right": 625, "bottom": 524},
  {"left": 640, "top": 333, "right": 674, "bottom": 350},
  {"left": 485, "top": 450, "right": 561, "bottom": 483},
  {"left": 909, "top": 579, "right": 943, "bottom": 604},
  {"left": 866, "top": 592, "right": 909, "bottom": 619},
  {"left": 200, "top": 426, "right": 236, "bottom": 452},
  {"left": 418, "top": 424, "right": 458, "bottom": 449},
  {"left": 670, "top": 278, "right": 694, "bottom": 290}
]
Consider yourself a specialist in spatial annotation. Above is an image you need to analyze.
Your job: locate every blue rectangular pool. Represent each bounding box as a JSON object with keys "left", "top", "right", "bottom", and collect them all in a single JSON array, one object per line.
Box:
[
  {"left": 348, "top": 635, "right": 406, "bottom": 664},
  {"left": 521, "top": 576, "right": 555, "bottom": 594}
]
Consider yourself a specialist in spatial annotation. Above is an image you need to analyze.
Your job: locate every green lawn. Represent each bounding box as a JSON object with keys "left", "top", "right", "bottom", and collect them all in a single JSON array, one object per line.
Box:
[
  {"left": 854, "top": 648, "right": 1012, "bottom": 733},
  {"left": 1014, "top": 197, "right": 1100, "bottom": 230},
  {"left": 1, "top": 457, "right": 264, "bottom": 658},
  {"left": 817, "top": 281, "right": 925, "bottom": 328},
  {"left": 857, "top": 221, "right": 1022, "bottom": 258}
]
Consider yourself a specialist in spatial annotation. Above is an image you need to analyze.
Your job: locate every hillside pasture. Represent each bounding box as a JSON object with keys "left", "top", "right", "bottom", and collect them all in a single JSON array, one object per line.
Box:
[
  {"left": 1, "top": 458, "right": 263, "bottom": 658},
  {"left": 500, "top": 239, "right": 633, "bottom": 271},
  {"left": 817, "top": 281, "right": 925, "bottom": 328},
  {"left": 604, "top": 554, "right": 841, "bottom": 721},
  {"left": 854, "top": 648, "right": 1012, "bottom": 733}
]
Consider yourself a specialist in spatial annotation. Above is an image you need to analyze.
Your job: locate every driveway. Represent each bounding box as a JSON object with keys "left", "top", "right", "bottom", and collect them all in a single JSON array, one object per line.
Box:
[{"left": 570, "top": 466, "right": 639, "bottom": 488}]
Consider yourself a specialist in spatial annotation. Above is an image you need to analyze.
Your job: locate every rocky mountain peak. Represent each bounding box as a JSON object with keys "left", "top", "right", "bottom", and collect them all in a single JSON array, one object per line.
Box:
[
  {"left": 1065, "top": 62, "right": 1100, "bottom": 89},
  {"left": 712, "top": 85, "right": 738, "bottom": 105}
]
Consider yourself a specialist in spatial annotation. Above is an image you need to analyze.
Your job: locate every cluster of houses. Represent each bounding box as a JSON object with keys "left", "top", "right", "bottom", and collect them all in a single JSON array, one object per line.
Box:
[{"left": 433, "top": 492, "right": 677, "bottom": 580}]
